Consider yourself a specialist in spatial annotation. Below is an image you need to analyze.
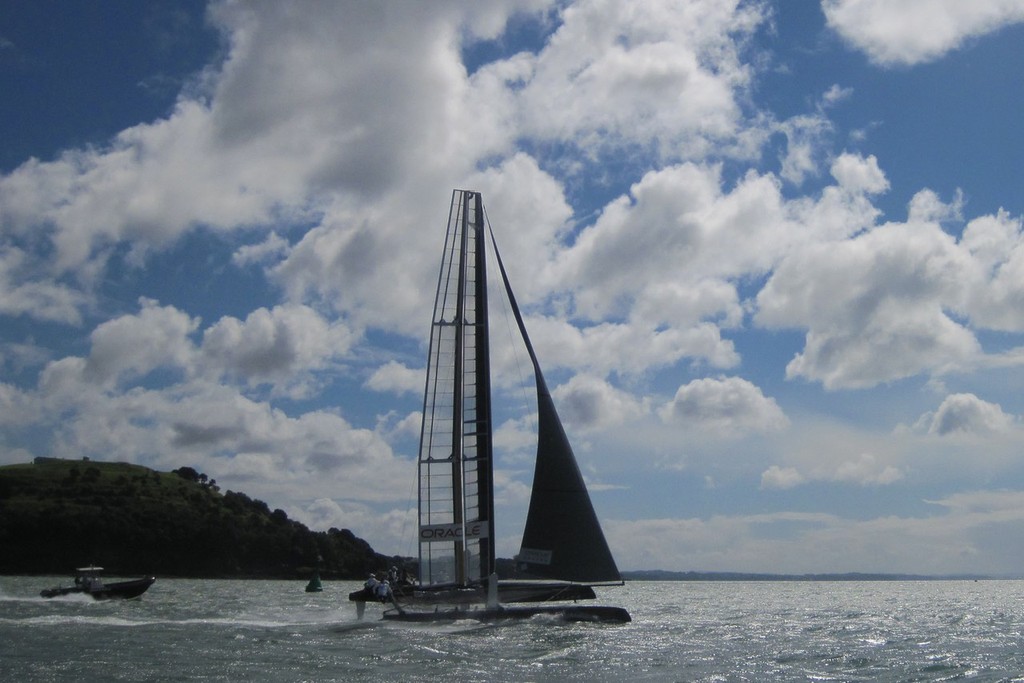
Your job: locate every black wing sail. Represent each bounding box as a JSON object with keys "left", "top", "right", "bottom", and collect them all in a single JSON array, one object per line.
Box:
[{"left": 488, "top": 223, "right": 621, "bottom": 584}]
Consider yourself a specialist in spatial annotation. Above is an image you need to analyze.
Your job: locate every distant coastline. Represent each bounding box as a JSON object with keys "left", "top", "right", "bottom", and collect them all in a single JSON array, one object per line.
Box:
[{"left": 621, "top": 570, "right": 1003, "bottom": 582}]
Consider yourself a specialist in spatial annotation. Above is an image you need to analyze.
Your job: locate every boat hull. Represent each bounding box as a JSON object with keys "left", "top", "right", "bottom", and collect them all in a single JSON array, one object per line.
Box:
[
  {"left": 40, "top": 577, "right": 155, "bottom": 600},
  {"left": 348, "top": 581, "right": 597, "bottom": 605},
  {"left": 382, "top": 604, "right": 631, "bottom": 624}
]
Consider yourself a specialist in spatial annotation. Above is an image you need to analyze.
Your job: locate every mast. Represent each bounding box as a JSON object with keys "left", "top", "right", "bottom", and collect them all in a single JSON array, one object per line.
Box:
[
  {"left": 417, "top": 190, "right": 494, "bottom": 587},
  {"left": 473, "top": 191, "right": 496, "bottom": 581}
]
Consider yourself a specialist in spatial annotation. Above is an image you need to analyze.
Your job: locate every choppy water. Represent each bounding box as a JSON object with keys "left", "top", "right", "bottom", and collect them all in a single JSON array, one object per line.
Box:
[{"left": 3, "top": 577, "right": 1024, "bottom": 681}]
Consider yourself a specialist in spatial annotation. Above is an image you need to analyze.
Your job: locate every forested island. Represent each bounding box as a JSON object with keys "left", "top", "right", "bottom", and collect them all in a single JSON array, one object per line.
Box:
[{"left": 0, "top": 458, "right": 403, "bottom": 579}]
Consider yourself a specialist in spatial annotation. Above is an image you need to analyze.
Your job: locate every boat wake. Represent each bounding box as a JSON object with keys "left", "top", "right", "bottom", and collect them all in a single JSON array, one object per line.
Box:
[
  {"left": 10, "top": 614, "right": 159, "bottom": 627},
  {"left": 328, "top": 620, "right": 380, "bottom": 634}
]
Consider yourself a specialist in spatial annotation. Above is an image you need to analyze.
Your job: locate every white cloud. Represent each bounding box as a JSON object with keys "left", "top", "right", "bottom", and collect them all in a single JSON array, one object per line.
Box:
[
  {"left": 756, "top": 192, "right": 982, "bottom": 389},
  {"left": 758, "top": 419, "right": 909, "bottom": 489},
  {"left": 549, "top": 154, "right": 897, "bottom": 386},
  {"left": 54, "top": 299, "right": 358, "bottom": 399},
  {"left": 0, "top": 340, "right": 49, "bottom": 375},
  {"left": 272, "top": 155, "right": 573, "bottom": 340},
  {"left": 607, "top": 494, "right": 1024, "bottom": 574},
  {"left": 33, "top": 371, "right": 411, "bottom": 505},
  {"left": 517, "top": 0, "right": 766, "bottom": 158},
  {"left": 551, "top": 374, "right": 646, "bottom": 431},
  {"left": 380, "top": 410, "right": 423, "bottom": 443},
  {"left": 918, "top": 393, "right": 1017, "bottom": 436},
  {"left": 778, "top": 114, "right": 833, "bottom": 186},
  {"left": 0, "top": 245, "right": 88, "bottom": 324},
  {"left": 830, "top": 153, "right": 888, "bottom": 195},
  {"left": 823, "top": 0, "right": 1024, "bottom": 67},
  {"left": 519, "top": 314, "right": 739, "bottom": 378},
  {"left": 755, "top": 175, "right": 1024, "bottom": 389},
  {"left": 201, "top": 304, "right": 356, "bottom": 396},
  {"left": 832, "top": 453, "right": 904, "bottom": 485},
  {"left": 961, "top": 210, "right": 1024, "bottom": 331},
  {"left": 364, "top": 361, "right": 423, "bottom": 396},
  {"left": 85, "top": 298, "right": 199, "bottom": 387},
  {"left": 927, "top": 489, "right": 1024, "bottom": 514},
  {"left": 760, "top": 465, "right": 805, "bottom": 490},
  {"left": 775, "top": 87, "right": 858, "bottom": 187},
  {"left": 659, "top": 376, "right": 789, "bottom": 435},
  {"left": 1, "top": 294, "right": 414, "bottom": 507},
  {"left": 232, "top": 232, "right": 291, "bottom": 268},
  {"left": 0, "top": 382, "right": 35, "bottom": 427},
  {"left": 556, "top": 164, "right": 770, "bottom": 320}
]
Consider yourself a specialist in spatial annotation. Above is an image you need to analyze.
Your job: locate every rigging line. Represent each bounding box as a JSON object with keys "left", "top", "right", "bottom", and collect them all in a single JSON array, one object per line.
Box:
[{"left": 481, "top": 207, "right": 536, "bottom": 441}]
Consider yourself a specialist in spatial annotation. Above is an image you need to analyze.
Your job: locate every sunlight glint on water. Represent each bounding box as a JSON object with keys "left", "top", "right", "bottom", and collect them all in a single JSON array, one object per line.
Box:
[{"left": 3, "top": 578, "right": 1024, "bottom": 681}]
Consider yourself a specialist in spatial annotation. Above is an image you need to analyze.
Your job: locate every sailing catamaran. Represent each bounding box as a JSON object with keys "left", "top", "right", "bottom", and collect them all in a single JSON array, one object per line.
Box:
[{"left": 361, "top": 189, "right": 629, "bottom": 623}]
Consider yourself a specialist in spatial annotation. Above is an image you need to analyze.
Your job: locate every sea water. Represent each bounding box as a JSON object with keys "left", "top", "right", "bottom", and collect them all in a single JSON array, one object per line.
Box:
[{"left": 2, "top": 577, "right": 1024, "bottom": 681}]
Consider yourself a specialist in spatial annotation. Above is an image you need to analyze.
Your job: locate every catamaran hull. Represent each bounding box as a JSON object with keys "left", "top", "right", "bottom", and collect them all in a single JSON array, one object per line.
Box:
[
  {"left": 348, "top": 581, "right": 596, "bottom": 605},
  {"left": 382, "top": 604, "right": 631, "bottom": 624}
]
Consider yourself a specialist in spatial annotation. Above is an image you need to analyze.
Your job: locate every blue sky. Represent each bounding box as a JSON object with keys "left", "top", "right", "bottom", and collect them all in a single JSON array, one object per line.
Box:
[{"left": 4, "top": 0, "right": 1024, "bottom": 575}]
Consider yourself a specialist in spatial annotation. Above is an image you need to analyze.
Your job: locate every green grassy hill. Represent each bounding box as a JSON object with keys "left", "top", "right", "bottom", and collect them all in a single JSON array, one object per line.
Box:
[{"left": 0, "top": 458, "right": 399, "bottom": 579}]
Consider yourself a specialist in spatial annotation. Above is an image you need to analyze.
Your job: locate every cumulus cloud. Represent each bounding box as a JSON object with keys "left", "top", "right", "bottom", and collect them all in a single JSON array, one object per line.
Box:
[
  {"left": 272, "top": 156, "right": 573, "bottom": 338},
  {"left": 754, "top": 172, "right": 1024, "bottom": 390},
  {"left": 961, "top": 210, "right": 1024, "bottom": 331},
  {"left": 917, "top": 393, "right": 1017, "bottom": 436},
  {"left": 517, "top": 0, "right": 766, "bottom": 158},
  {"left": 659, "top": 376, "right": 789, "bottom": 435},
  {"left": 56, "top": 298, "right": 357, "bottom": 399},
  {"left": 5, "top": 293, "right": 413, "bottom": 508},
  {"left": 85, "top": 298, "right": 198, "bottom": 387},
  {"left": 557, "top": 164, "right": 782, "bottom": 320},
  {"left": 364, "top": 361, "right": 423, "bottom": 396},
  {"left": 760, "top": 465, "right": 805, "bottom": 490},
  {"left": 33, "top": 367, "right": 410, "bottom": 505},
  {"left": 201, "top": 304, "right": 356, "bottom": 396},
  {"left": 551, "top": 374, "right": 646, "bottom": 431},
  {"left": 830, "top": 153, "right": 888, "bottom": 195},
  {"left": 516, "top": 314, "right": 739, "bottom": 380},
  {"left": 0, "top": 245, "right": 88, "bottom": 324},
  {"left": 823, "top": 0, "right": 1024, "bottom": 67},
  {"left": 756, "top": 189, "right": 983, "bottom": 389}
]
